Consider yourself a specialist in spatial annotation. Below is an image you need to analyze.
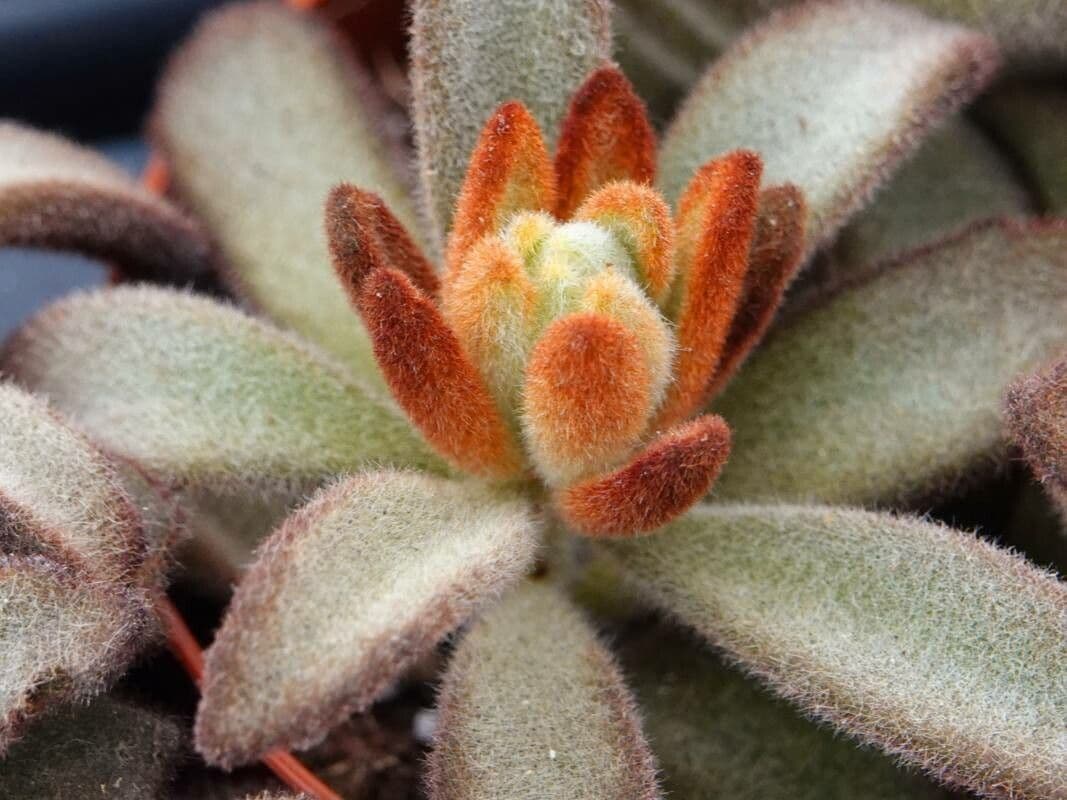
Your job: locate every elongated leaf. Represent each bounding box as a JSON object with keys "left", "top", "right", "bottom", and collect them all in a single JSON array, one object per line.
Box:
[
  {"left": 410, "top": 0, "right": 611, "bottom": 243},
  {"left": 1006, "top": 356, "right": 1067, "bottom": 520},
  {"left": 153, "top": 1, "right": 419, "bottom": 382},
  {"left": 713, "top": 219, "right": 1067, "bottom": 505},
  {"left": 619, "top": 626, "right": 945, "bottom": 800},
  {"left": 659, "top": 0, "right": 998, "bottom": 252},
  {"left": 608, "top": 504, "right": 1067, "bottom": 800},
  {"left": 0, "top": 695, "right": 182, "bottom": 800},
  {"left": 0, "top": 121, "right": 213, "bottom": 284},
  {"left": 2, "top": 287, "right": 443, "bottom": 492},
  {"left": 196, "top": 471, "right": 538, "bottom": 767},
  {"left": 427, "top": 581, "right": 660, "bottom": 800}
]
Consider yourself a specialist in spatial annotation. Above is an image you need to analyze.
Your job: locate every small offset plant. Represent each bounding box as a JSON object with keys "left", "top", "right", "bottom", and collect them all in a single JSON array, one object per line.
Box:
[{"left": 0, "top": 1, "right": 1065, "bottom": 799}]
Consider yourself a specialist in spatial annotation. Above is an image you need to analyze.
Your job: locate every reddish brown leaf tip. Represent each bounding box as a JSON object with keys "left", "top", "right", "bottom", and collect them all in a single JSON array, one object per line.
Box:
[
  {"left": 1006, "top": 356, "right": 1067, "bottom": 501},
  {"left": 326, "top": 183, "right": 439, "bottom": 305},
  {"left": 359, "top": 268, "right": 523, "bottom": 478},
  {"left": 555, "top": 65, "right": 657, "bottom": 220},
  {"left": 706, "top": 183, "right": 807, "bottom": 399},
  {"left": 557, "top": 414, "right": 732, "bottom": 537}
]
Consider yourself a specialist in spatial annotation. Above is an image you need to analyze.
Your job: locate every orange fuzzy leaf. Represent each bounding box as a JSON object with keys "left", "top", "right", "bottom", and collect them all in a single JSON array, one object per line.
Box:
[
  {"left": 522, "top": 313, "right": 653, "bottom": 485},
  {"left": 446, "top": 102, "right": 556, "bottom": 276},
  {"left": 359, "top": 268, "right": 522, "bottom": 478},
  {"left": 574, "top": 181, "right": 675, "bottom": 303},
  {"left": 657, "top": 150, "right": 762, "bottom": 428},
  {"left": 557, "top": 414, "right": 731, "bottom": 537},
  {"left": 706, "top": 183, "right": 807, "bottom": 399},
  {"left": 326, "top": 183, "right": 439, "bottom": 303},
  {"left": 554, "top": 66, "right": 656, "bottom": 220}
]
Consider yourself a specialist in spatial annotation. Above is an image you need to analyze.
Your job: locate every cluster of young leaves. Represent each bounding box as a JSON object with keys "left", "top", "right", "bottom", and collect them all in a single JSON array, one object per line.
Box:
[{"left": 0, "top": 0, "right": 1064, "bottom": 799}]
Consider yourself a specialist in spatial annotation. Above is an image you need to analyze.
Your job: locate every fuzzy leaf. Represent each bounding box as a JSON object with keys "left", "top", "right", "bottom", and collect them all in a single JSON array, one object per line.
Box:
[
  {"left": 2, "top": 286, "right": 442, "bottom": 493},
  {"left": 1006, "top": 356, "right": 1067, "bottom": 520},
  {"left": 410, "top": 0, "right": 612, "bottom": 242},
  {"left": 0, "top": 121, "right": 213, "bottom": 284},
  {"left": 427, "top": 581, "right": 660, "bottom": 800},
  {"left": 152, "top": 1, "right": 420, "bottom": 382},
  {"left": 658, "top": 0, "right": 999, "bottom": 251},
  {"left": 713, "top": 219, "right": 1067, "bottom": 505},
  {"left": 196, "top": 471, "right": 538, "bottom": 768},
  {"left": 607, "top": 504, "right": 1067, "bottom": 800},
  {"left": 0, "top": 555, "right": 151, "bottom": 751},
  {"left": 619, "top": 626, "right": 945, "bottom": 800},
  {"left": 0, "top": 695, "right": 183, "bottom": 800}
]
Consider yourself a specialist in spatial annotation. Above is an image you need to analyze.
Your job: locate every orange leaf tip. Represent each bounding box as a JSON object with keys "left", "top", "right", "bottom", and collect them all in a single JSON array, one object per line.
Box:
[
  {"left": 556, "top": 414, "right": 731, "bottom": 537},
  {"left": 554, "top": 65, "right": 656, "bottom": 220}
]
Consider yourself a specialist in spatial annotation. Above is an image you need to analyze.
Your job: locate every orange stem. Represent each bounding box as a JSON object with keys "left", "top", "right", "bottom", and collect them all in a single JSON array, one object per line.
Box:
[{"left": 156, "top": 596, "right": 344, "bottom": 800}]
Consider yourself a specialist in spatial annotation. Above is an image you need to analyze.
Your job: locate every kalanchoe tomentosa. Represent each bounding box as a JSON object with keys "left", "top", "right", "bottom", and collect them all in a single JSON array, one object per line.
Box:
[{"left": 0, "top": 0, "right": 1065, "bottom": 799}]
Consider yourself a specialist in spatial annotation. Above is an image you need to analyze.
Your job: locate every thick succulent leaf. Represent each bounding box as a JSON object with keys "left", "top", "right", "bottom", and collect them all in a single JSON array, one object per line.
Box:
[
  {"left": 0, "top": 695, "right": 182, "bottom": 800},
  {"left": 713, "top": 219, "right": 1067, "bottom": 505},
  {"left": 0, "top": 383, "right": 144, "bottom": 586},
  {"left": 619, "top": 626, "right": 945, "bottom": 800},
  {"left": 2, "top": 286, "right": 443, "bottom": 492},
  {"left": 978, "top": 85, "right": 1067, "bottom": 214},
  {"left": 1006, "top": 356, "right": 1067, "bottom": 520},
  {"left": 153, "top": 1, "right": 420, "bottom": 381},
  {"left": 427, "top": 581, "right": 660, "bottom": 800},
  {"left": 410, "top": 0, "right": 612, "bottom": 242},
  {"left": 0, "top": 555, "right": 151, "bottom": 751},
  {"left": 658, "top": 0, "right": 999, "bottom": 252},
  {"left": 196, "top": 471, "right": 538, "bottom": 768},
  {"left": 607, "top": 504, "right": 1067, "bottom": 800},
  {"left": 0, "top": 121, "right": 213, "bottom": 284}
]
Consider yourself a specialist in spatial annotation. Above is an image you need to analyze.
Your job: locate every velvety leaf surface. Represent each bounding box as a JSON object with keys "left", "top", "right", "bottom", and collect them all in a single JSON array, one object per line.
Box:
[
  {"left": 713, "top": 220, "right": 1067, "bottom": 505},
  {"left": 607, "top": 504, "right": 1067, "bottom": 800},
  {"left": 0, "top": 121, "right": 213, "bottom": 284},
  {"left": 153, "top": 1, "right": 419, "bottom": 382},
  {"left": 2, "top": 286, "right": 443, "bottom": 492},
  {"left": 427, "top": 581, "right": 660, "bottom": 800},
  {"left": 410, "top": 0, "right": 611, "bottom": 242},
  {"left": 658, "top": 0, "right": 998, "bottom": 251},
  {"left": 0, "top": 695, "right": 182, "bottom": 800},
  {"left": 196, "top": 471, "right": 538, "bottom": 768},
  {"left": 1006, "top": 356, "right": 1067, "bottom": 520},
  {"left": 619, "top": 626, "right": 946, "bottom": 800}
]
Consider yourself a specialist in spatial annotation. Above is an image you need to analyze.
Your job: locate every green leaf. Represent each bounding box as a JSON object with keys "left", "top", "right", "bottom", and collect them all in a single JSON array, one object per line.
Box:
[
  {"left": 713, "top": 219, "right": 1067, "bottom": 505},
  {"left": 619, "top": 625, "right": 945, "bottom": 800},
  {"left": 152, "top": 1, "right": 421, "bottom": 384},
  {"left": 410, "top": 0, "right": 612, "bottom": 243},
  {"left": 427, "top": 581, "right": 660, "bottom": 800},
  {"left": 2, "top": 286, "right": 444, "bottom": 493},
  {"left": 0, "top": 695, "right": 182, "bottom": 800},
  {"left": 658, "top": 0, "right": 998, "bottom": 251},
  {"left": 607, "top": 504, "right": 1067, "bottom": 800},
  {"left": 195, "top": 471, "right": 538, "bottom": 768},
  {"left": 1006, "top": 356, "right": 1067, "bottom": 522},
  {"left": 0, "top": 121, "right": 213, "bottom": 284}
]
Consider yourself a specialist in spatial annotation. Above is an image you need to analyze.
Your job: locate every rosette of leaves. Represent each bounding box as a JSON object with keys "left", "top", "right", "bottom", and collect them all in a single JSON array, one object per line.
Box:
[{"left": 0, "top": 1, "right": 1065, "bottom": 799}]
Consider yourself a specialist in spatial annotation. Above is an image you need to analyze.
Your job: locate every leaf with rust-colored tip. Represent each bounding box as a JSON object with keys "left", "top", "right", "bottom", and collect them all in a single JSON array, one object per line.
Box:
[
  {"left": 659, "top": 0, "right": 999, "bottom": 253},
  {"left": 427, "top": 581, "right": 661, "bottom": 800},
  {"left": 557, "top": 415, "right": 731, "bottom": 537},
  {"left": 0, "top": 695, "right": 183, "bottom": 800},
  {"left": 657, "top": 150, "right": 761, "bottom": 429},
  {"left": 706, "top": 183, "right": 806, "bottom": 397},
  {"left": 554, "top": 66, "right": 657, "bottom": 219},
  {"left": 359, "top": 268, "right": 523, "bottom": 478},
  {"left": 2, "top": 286, "right": 443, "bottom": 493},
  {"left": 1006, "top": 356, "right": 1067, "bottom": 520},
  {"left": 326, "top": 183, "right": 439, "bottom": 303},
  {"left": 714, "top": 219, "right": 1067, "bottom": 506},
  {"left": 153, "top": 1, "right": 420, "bottom": 384},
  {"left": 0, "top": 555, "right": 151, "bottom": 752},
  {"left": 445, "top": 102, "right": 556, "bottom": 276},
  {"left": 0, "top": 121, "right": 213, "bottom": 284},
  {"left": 410, "top": 0, "right": 611, "bottom": 243},
  {"left": 196, "top": 471, "right": 538, "bottom": 768},
  {"left": 607, "top": 504, "right": 1067, "bottom": 800}
]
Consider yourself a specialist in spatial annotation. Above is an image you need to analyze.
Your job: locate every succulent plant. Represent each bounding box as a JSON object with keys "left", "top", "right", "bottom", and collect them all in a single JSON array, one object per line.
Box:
[{"left": 0, "top": 1, "right": 1065, "bottom": 799}]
